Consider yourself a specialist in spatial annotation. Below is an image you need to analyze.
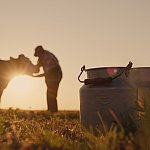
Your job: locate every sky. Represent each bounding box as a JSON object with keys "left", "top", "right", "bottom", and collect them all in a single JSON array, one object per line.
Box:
[{"left": 0, "top": 0, "right": 150, "bottom": 110}]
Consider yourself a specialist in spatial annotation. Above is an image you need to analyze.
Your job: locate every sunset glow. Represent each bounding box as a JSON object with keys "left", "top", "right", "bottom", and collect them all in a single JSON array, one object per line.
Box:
[
  {"left": 0, "top": 1, "right": 150, "bottom": 110},
  {"left": 1, "top": 75, "right": 47, "bottom": 110}
]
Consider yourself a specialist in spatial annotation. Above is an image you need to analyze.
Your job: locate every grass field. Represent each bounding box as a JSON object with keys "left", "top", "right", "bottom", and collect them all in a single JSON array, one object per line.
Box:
[{"left": 0, "top": 108, "right": 149, "bottom": 150}]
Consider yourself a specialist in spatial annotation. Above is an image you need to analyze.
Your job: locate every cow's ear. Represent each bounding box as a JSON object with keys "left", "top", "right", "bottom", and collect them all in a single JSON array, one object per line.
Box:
[
  {"left": 10, "top": 57, "right": 15, "bottom": 60},
  {"left": 18, "top": 54, "right": 25, "bottom": 59}
]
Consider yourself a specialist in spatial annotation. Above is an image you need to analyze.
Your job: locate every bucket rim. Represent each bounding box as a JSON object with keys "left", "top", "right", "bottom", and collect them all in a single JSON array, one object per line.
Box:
[
  {"left": 86, "top": 66, "right": 150, "bottom": 71},
  {"left": 131, "top": 67, "right": 150, "bottom": 69},
  {"left": 86, "top": 67, "right": 125, "bottom": 71}
]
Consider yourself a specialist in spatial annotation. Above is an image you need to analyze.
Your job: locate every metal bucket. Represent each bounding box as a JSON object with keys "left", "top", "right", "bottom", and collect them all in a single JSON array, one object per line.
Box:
[
  {"left": 130, "top": 67, "right": 150, "bottom": 107},
  {"left": 78, "top": 64, "right": 137, "bottom": 131}
]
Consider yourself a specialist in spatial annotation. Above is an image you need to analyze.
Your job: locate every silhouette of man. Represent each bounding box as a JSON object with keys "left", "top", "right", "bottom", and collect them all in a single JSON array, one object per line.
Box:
[{"left": 33, "top": 46, "right": 62, "bottom": 112}]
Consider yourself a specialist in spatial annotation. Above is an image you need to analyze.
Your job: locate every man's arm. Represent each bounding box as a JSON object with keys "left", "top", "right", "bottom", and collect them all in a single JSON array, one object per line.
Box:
[
  {"left": 32, "top": 59, "right": 43, "bottom": 77},
  {"left": 33, "top": 73, "right": 45, "bottom": 77}
]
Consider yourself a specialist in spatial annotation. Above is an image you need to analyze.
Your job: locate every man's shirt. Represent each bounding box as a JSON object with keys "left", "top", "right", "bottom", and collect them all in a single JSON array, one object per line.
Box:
[{"left": 38, "top": 50, "right": 59, "bottom": 73}]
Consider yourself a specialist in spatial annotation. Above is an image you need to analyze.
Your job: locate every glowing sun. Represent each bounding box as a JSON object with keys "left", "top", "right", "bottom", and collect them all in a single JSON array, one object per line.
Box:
[
  {"left": 9, "top": 75, "right": 34, "bottom": 93},
  {"left": 1, "top": 75, "right": 47, "bottom": 110}
]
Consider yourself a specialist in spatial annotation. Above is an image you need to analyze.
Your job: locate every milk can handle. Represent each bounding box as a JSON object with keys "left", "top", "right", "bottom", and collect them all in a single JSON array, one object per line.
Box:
[
  {"left": 78, "top": 65, "right": 86, "bottom": 83},
  {"left": 78, "top": 61, "right": 133, "bottom": 84}
]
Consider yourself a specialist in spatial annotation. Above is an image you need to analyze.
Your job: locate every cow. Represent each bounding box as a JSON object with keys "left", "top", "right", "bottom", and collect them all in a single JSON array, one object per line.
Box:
[{"left": 0, "top": 54, "right": 39, "bottom": 101}]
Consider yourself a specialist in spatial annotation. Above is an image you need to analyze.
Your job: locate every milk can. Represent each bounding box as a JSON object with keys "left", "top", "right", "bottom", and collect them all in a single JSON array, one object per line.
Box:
[
  {"left": 130, "top": 67, "right": 150, "bottom": 108},
  {"left": 78, "top": 62, "right": 137, "bottom": 131}
]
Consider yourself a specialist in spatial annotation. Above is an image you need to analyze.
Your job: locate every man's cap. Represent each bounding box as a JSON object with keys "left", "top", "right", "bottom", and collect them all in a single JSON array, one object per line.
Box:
[
  {"left": 35, "top": 45, "right": 43, "bottom": 51},
  {"left": 34, "top": 45, "right": 43, "bottom": 56}
]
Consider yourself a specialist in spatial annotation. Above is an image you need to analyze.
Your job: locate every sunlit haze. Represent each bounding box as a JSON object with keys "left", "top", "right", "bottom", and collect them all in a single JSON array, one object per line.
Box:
[
  {"left": 0, "top": 0, "right": 150, "bottom": 110},
  {"left": 1, "top": 75, "right": 47, "bottom": 110}
]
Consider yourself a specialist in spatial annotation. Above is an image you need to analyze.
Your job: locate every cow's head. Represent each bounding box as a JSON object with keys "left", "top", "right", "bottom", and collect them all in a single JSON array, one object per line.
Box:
[
  {"left": 9, "top": 54, "right": 39, "bottom": 77},
  {"left": 0, "top": 54, "right": 39, "bottom": 100}
]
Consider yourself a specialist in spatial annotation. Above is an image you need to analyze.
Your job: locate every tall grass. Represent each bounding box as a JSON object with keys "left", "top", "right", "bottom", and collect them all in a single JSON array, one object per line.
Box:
[{"left": 0, "top": 107, "right": 149, "bottom": 150}]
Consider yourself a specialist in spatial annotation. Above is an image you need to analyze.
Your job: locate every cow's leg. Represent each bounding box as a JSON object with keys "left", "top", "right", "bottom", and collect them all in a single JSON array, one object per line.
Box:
[
  {"left": 0, "top": 81, "right": 9, "bottom": 103},
  {"left": 0, "top": 88, "right": 4, "bottom": 103}
]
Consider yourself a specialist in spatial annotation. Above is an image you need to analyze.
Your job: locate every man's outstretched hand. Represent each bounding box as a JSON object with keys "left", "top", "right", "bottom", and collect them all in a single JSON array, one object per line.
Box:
[{"left": 32, "top": 73, "right": 45, "bottom": 77}]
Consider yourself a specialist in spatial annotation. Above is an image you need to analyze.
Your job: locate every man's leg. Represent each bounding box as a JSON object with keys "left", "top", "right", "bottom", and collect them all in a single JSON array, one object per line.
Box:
[
  {"left": 46, "top": 66, "right": 62, "bottom": 112},
  {"left": 46, "top": 81, "right": 59, "bottom": 112}
]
